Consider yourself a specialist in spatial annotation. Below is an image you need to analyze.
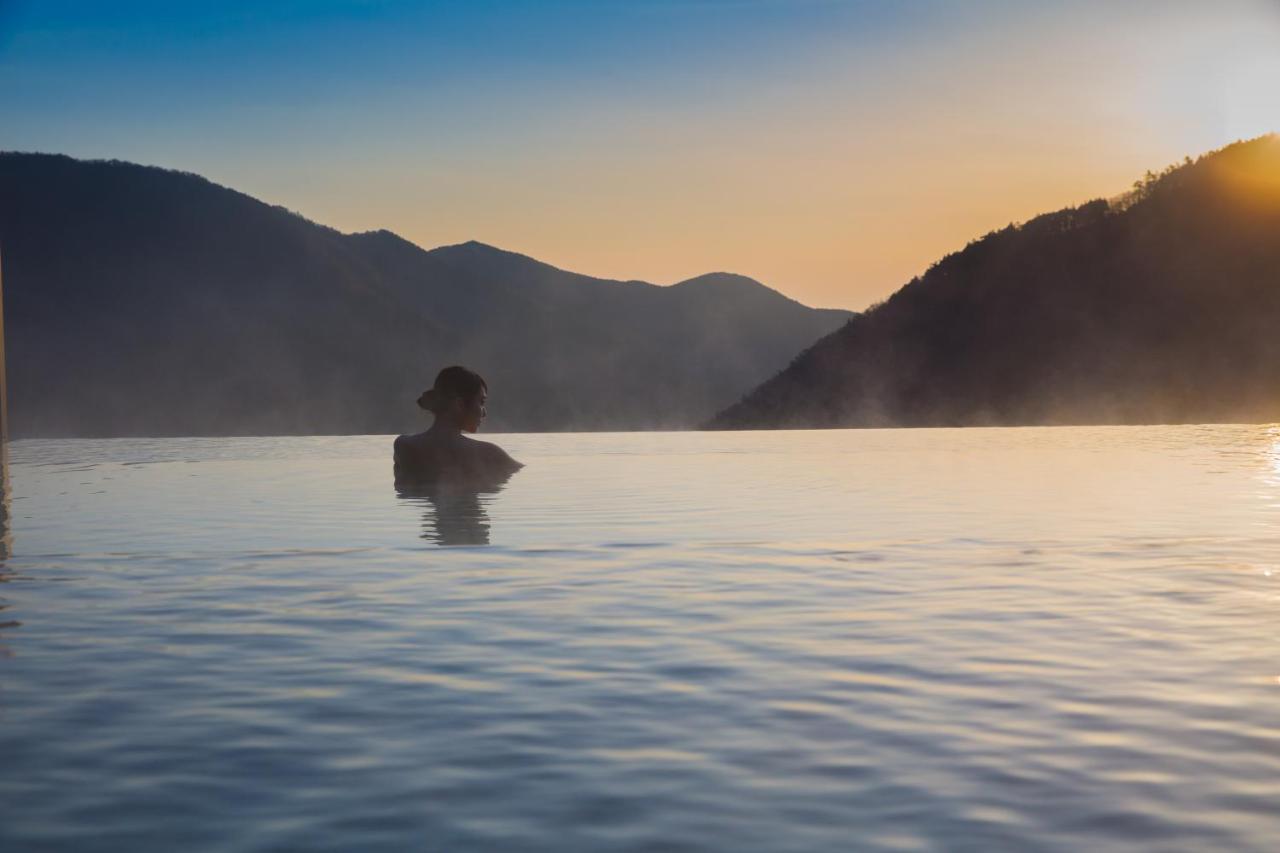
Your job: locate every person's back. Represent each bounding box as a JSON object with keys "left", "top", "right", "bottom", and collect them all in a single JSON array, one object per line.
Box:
[
  {"left": 394, "top": 430, "right": 520, "bottom": 488},
  {"left": 393, "top": 366, "right": 522, "bottom": 489}
]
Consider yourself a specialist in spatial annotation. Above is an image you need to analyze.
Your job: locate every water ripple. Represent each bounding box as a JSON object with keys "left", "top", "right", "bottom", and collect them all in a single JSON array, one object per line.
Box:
[{"left": 3, "top": 429, "right": 1280, "bottom": 850}]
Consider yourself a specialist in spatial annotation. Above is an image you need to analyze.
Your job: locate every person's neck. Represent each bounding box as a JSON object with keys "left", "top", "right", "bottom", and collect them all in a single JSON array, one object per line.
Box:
[{"left": 428, "top": 419, "right": 464, "bottom": 438}]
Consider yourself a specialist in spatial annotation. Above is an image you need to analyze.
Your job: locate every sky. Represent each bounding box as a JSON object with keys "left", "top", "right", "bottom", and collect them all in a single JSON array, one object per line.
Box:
[{"left": 2, "top": 0, "right": 1279, "bottom": 310}]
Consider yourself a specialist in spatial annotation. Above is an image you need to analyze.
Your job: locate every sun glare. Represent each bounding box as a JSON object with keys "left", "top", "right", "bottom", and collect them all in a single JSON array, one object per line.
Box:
[{"left": 1221, "top": 53, "right": 1280, "bottom": 143}]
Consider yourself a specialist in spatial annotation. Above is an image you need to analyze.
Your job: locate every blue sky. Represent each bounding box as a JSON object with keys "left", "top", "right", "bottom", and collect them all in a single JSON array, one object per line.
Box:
[{"left": 3, "top": 1, "right": 1278, "bottom": 308}]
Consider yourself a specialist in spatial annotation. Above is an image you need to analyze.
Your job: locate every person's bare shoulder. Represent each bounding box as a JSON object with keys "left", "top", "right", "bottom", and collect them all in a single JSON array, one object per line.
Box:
[
  {"left": 474, "top": 439, "right": 524, "bottom": 473},
  {"left": 394, "top": 433, "right": 438, "bottom": 488},
  {"left": 394, "top": 432, "right": 425, "bottom": 451},
  {"left": 393, "top": 433, "right": 421, "bottom": 463}
]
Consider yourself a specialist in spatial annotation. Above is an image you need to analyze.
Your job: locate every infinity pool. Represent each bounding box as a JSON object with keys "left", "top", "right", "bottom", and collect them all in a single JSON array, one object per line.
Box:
[{"left": 2, "top": 427, "right": 1278, "bottom": 850}]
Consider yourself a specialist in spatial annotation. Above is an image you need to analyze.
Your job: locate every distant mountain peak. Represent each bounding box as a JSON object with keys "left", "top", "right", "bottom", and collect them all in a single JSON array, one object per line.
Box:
[
  {"left": 672, "top": 272, "right": 767, "bottom": 290},
  {"left": 427, "top": 239, "right": 559, "bottom": 270},
  {"left": 433, "top": 238, "right": 498, "bottom": 252},
  {"left": 668, "top": 271, "right": 847, "bottom": 314},
  {"left": 349, "top": 228, "right": 415, "bottom": 245},
  {"left": 433, "top": 238, "right": 518, "bottom": 255}
]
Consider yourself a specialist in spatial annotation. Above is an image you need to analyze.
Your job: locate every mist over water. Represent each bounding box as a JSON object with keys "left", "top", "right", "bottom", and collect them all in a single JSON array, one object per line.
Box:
[{"left": 2, "top": 426, "right": 1280, "bottom": 850}]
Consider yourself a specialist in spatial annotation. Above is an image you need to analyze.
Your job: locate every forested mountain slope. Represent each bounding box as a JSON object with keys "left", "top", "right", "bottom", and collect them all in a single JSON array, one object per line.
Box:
[{"left": 710, "top": 136, "right": 1280, "bottom": 429}]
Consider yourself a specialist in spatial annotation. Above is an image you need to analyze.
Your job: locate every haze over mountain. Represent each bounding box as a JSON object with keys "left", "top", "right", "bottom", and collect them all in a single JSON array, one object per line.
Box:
[
  {"left": 0, "top": 153, "right": 849, "bottom": 437},
  {"left": 710, "top": 135, "right": 1280, "bottom": 430}
]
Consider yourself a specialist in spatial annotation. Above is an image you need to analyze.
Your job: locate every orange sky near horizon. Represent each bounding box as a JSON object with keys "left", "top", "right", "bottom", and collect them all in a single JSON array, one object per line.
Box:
[
  {"left": 3, "top": 1, "right": 1279, "bottom": 310},
  {"left": 258, "top": 2, "right": 1280, "bottom": 310}
]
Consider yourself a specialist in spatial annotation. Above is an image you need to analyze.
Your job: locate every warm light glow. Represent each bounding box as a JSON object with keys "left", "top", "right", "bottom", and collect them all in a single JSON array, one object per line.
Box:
[
  {"left": 1265, "top": 428, "right": 1280, "bottom": 485},
  {"left": 1220, "top": 55, "right": 1280, "bottom": 145},
  {"left": 3, "top": 1, "right": 1280, "bottom": 309}
]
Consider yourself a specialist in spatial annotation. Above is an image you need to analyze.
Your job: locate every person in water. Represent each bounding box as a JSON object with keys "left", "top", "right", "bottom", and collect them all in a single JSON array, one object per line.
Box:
[{"left": 394, "top": 366, "right": 523, "bottom": 488}]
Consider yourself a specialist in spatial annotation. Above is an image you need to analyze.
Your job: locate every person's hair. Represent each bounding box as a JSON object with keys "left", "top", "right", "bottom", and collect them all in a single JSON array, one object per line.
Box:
[{"left": 418, "top": 365, "right": 487, "bottom": 414}]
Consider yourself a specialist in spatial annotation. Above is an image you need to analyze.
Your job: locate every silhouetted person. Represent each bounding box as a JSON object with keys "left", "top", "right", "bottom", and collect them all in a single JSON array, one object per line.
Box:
[{"left": 394, "top": 366, "right": 523, "bottom": 489}]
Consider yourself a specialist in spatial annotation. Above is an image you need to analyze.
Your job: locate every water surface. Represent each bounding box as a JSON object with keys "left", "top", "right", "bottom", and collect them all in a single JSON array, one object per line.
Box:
[{"left": 2, "top": 427, "right": 1279, "bottom": 850}]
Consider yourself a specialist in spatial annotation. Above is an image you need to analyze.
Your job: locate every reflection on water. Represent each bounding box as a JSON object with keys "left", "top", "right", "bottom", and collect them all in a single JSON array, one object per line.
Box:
[
  {"left": 4, "top": 428, "right": 1280, "bottom": 850},
  {"left": 397, "top": 484, "right": 496, "bottom": 546},
  {"left": 0, "top": 448, "right": 15, "bottom": 657},
  {"left": 0, "top": 441, "right": 9, "bottom": 562},
  {"left": 1265, "top": 427, "right": 1280, "bottom": 484},
  {"left": 396, "top": 474, "right": 513, "bottom": 546}
]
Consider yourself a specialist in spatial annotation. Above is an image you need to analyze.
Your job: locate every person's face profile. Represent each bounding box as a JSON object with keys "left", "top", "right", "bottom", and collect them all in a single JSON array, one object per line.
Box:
[{"left": 461, "top": 390, "right": 487, "bottom": 433}]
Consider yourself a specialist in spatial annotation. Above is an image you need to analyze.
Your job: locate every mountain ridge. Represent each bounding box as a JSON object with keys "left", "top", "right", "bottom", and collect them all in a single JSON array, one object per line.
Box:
[
  {"left": 709, "top": 134, "right": 1280, "bottom": 430},
  {"left": 0, "top": 151, "right": 852, "bottom": 437}
]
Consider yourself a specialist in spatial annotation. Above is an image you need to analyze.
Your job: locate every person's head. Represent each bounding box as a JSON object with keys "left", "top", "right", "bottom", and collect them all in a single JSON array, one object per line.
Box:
[{"left": 418, "top": 366, "right": 488, "bottom": 432}]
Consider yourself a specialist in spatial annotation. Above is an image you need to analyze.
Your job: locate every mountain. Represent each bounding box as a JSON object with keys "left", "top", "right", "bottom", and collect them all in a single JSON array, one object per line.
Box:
[
  {"left": 0, "top": 153, "right": 850, "bottom": 437},
  {"left": 710, "top": 135, "right": 1280, "bottom": 429}
]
